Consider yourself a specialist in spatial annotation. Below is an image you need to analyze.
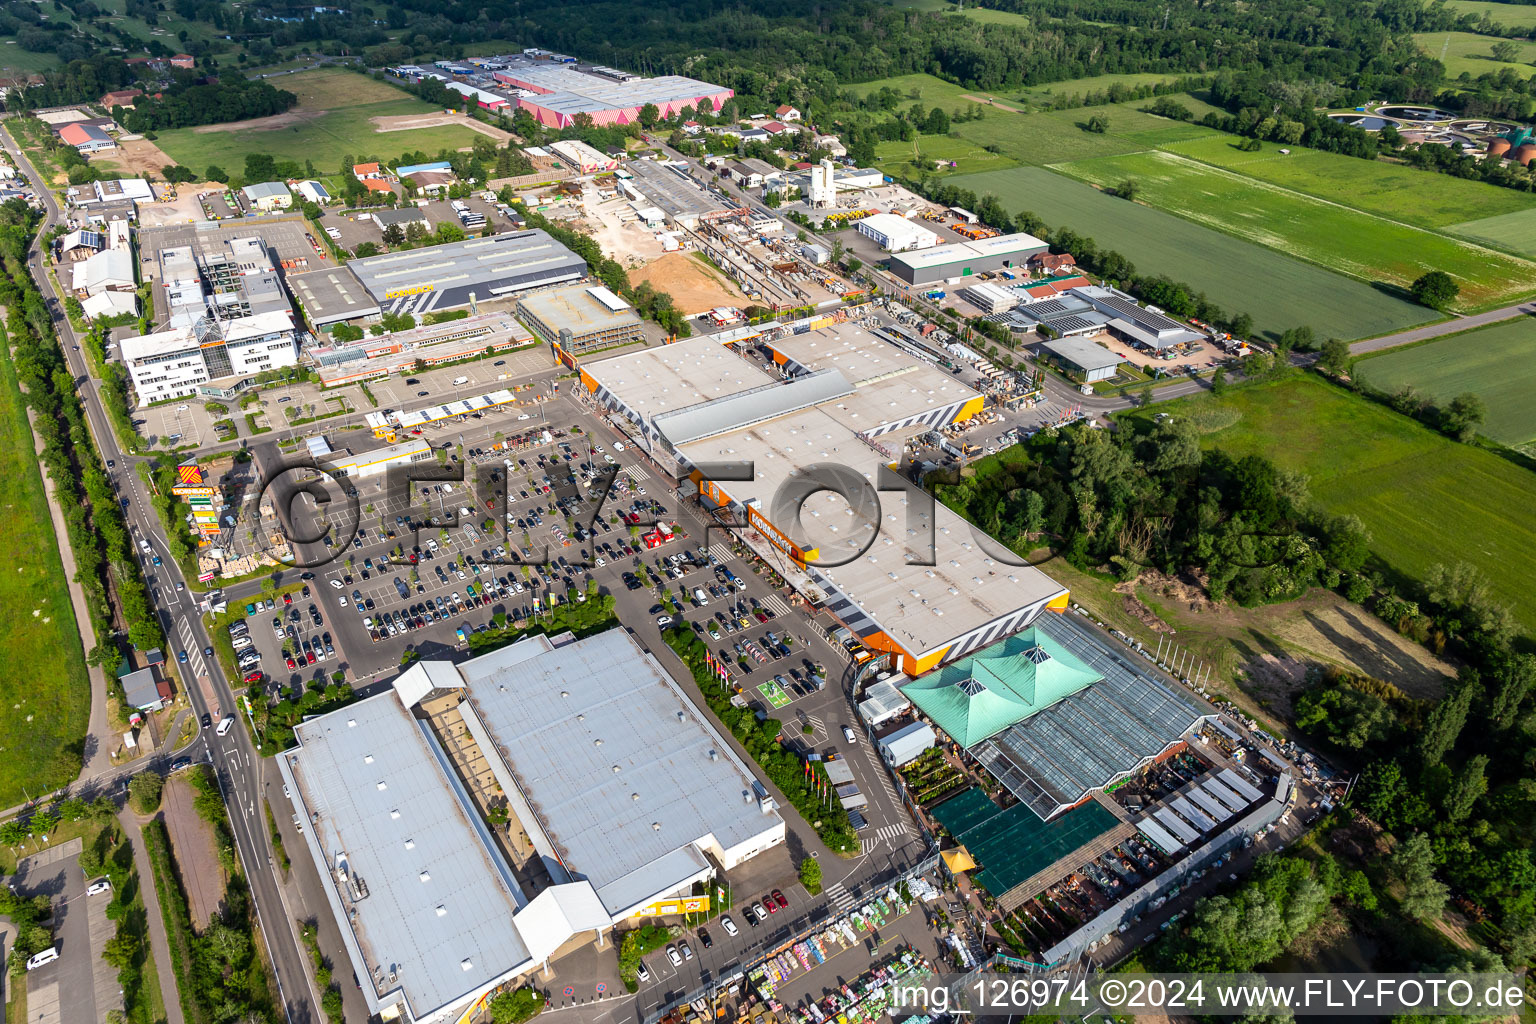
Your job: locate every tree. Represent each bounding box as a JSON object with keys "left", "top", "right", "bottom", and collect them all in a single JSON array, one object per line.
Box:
[
  {"left": 102, "top": 932, "right": 139, "bottom": 969},
  {"left": 1316, "top": 337, "right": 1351, "bottom": 376},
  {"left": 353, "top": 241, "right": 380, "bottom": 258},
  {"left": 1210, "top": 366, "right": 1228, "bottom": 395},
  {"left": 799, "top": 856, "right": 823, "bottom": 895},
  {"left": 1084, "top": 114, "right": 1109, "bottom": 133},
  {"left": 128, "top": 772, "right": 164, "bottom": 814},
  {"left": 28, "top": 809, "right": 59, "bottom": 837},
  {"left": 1116, "top": 178, "right": 1139, "bottom": 201},
  {"left": 205, "top": 164, "right": 228, "bottom": 182},
  {"left": 924, "top": 106, "right": 950, "bottom": 135},
  {"left": 1418, "top": 676, "right": 1477, "bottom": 767},
  {"left": 1440, "top": 391, "right": 1485, "bottom": 442},
  {"left": 1228, "top": 312, "right": 1253, "bottom": 339},
  {"left": 1491, "top": 40, "right": 1522, "bottom": 62},
  {"left": 638, "top": 102, "right": 660, "bottom": 128},
  {"left": 1443, "top": 754, "right": 1488, "bottom": 823},
  {"left": 0, "top": 819, "right": 28, "bottom": 847},
  {"left": 488, "top": 986, "right": 545, "bottom": 1024},
  {"left": 1410, "top": 271, "right": 1459, "bottom": 311},
  {"left": 1392, "top": 833, "right": 1449, "bottom": 922}
]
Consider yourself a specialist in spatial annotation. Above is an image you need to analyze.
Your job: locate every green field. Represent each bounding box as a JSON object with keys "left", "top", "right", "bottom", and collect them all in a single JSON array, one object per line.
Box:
[
  {"left": 949, "top": 165, "right": 1434, "bottom": 339},
  {"left": 0, "top": 40, "right": 61, "bottom": 74},
  {"left": 154, "top": 68, "right": 487, "bottom": 176},
  {"left": 1354, "top": 317, "right": 1536, "bottom": 447},
  {"left": 874, "top": 134, "right": 1020, "bottom": 176},
  {"left": 845, "top": 72, "right": 1018, "bottom": 113},
  {"left": 1049, "top": 149, "right": 1536, "bottom": 306},
  {"left": 1162, "top": 133, "right": 1536, "bottom": 229},
  {"left": 1442, "top": 0, "right": 1536, "bottom": 28},
  {"left": 954, "top": 112, "right": 1147, "bottom": 164},
  {"left": 1154, "top": 375, "right": 1536, "bottom": 635},
  {"left": 1021, "top": 73, "right": 1201, "bottom": 104},
  {"left": 1447, "top": 207, "right": 1536, "bottom": 258},
  {"left": 0, "top": 326, "right": 90, "bottom": 808},
  {"left": 1414, "top": 31, "right": 1536, "bottom": 77}
]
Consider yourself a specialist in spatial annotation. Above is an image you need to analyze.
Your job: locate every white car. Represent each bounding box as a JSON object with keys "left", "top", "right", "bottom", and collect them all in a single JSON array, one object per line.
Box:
[
  {"left": 721, "top": 915, "right": 738, "bottom": 937},
  {"left": 329, "top": 579, "right": 344, "bottom": 589},
  {"left": 87, "top": 879, "right": 112, "bottom": 896},
  {"left": 843, "top": 725, "right": 858, "bottom": 743},
  {"left": 666, "top": 945, "right": 682, "bottom": 967},
  {"left": 613, "top": 441, "right": 625, "bottom": 451},
  {"left": 656, "top": 615, "right": 673, "bottom": 627}
]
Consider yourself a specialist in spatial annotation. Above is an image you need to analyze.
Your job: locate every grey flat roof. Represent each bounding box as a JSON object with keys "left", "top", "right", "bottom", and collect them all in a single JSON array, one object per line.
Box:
[
  {"left": 457, "top": 629, "right": 783, "bottom": 915},
  {"left": 889, "top": 232, "right": 1048, "bottom": 272},
  {"left": 1040, "top": 336, "right": 1121, "bottom": 372},
  {"left": 288, "top": 693, "right": 530, "bottom": 1018},
  {"left": 583, "top": 335, "right": 778, "bottom": 421},
  {"left": 348, "top": 231, "right": 587, "bottom": 302},
  {"left": 971, "top": 613, "right": 1210, "bottom": 820},
  {"left": 516, "top": 282, "right": 641, "bottom": 338},
  {"left": 626, "top": 160, "right": 738, "bottom": 221},
  {"left": 288, "top": 266, "right": 381, "bottom": 326},
  {"left": 654, "top": 369, "right": 854, "bottom": 445}
]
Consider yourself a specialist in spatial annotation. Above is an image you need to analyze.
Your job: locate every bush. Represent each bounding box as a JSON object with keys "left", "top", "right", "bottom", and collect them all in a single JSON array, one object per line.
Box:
[
  {"left": 128, "top": 772, "right": 163, "bottom": 814},
  {"left": 799, "top": 857, "right": 823, "bottom": 895}
]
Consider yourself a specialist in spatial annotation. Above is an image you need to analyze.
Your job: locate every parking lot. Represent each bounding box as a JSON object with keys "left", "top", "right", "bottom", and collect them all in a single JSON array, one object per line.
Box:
[{"left": 315, "top": 196, "right": 516, "bottom": 253}]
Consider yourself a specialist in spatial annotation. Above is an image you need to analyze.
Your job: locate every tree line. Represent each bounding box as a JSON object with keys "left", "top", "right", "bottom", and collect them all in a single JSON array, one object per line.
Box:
[{"left": 0, "top": 199, "right": 162, "bottom": 672}]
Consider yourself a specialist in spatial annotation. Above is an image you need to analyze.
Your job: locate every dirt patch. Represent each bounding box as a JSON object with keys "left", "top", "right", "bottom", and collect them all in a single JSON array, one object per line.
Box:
[
  {"left": 160, "top": 775, "right": 225, "bottom": 932},
  {"left": 190, "top": 109, "right": 324, "bottom": 134},
  {"left": 960, "top": 93, "right": 1024, "bottom": 112},
  {"left": 630, "top": 251, "right": 747, "bottom": 315},
  {"left": 369, "top": 112, "right": 515, "bottom": 142},
  {"left": 89, "top": 135, "right": 178, "bottom": 178}
]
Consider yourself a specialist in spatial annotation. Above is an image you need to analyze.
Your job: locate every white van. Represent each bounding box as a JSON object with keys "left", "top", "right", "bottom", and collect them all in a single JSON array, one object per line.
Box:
[
  {"left": 26, "top": 948, "right": 59, "bottom": 971},
  {"left": 215, "top": 715, "right": 236, "bottom": 736},
  {"left": 231, "top": 635, "right": 253, "bottom": 650},
  {"left": 452, "top": 376, "right": 470, "bottom": 387},
  {"left": 693, "top": 587, "right": 709, "bottom": 606}
]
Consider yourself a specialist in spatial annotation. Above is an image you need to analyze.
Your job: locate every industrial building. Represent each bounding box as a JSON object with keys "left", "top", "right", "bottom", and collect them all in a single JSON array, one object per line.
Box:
[
  {"left": 348, "top": 231, "right": 587, "bottom": 316},
  {"left": 1037, "top": 336, "right": 1122, "bottom": 383},
  {"left": 579, "top": 324, "right": 1070, "bottom": 675},
  {"left": 885, "top": 232, "right": 1050, "bottom": 287},
  {"left": 156, "top": 235, "right": 293, "bottom": 330},
  {"left": 71, "top": 178, "right": 155, "bottom": 206},
  {"left": 309, "top": 313, "right": 535, "bottom": 387},
  {"left": 856, "top": 213, "right": 939, "bottom": 253},
  {"left": 623, "top": 159, "right": 744, "bottom": 229},
  {"left": 904, "top": 613, "right": 1211, "bottom": 819},
  {"left": 120, "top": 309, "right": 300, "bottom": 402},
  {"left": 1071, "top": 285, "right": 1204, "bottom": 350},
  {"left": 59, "top": 122, "right": 115, "bottom": 153},
  {"left": 241, "top": 181, "right": 293, "bottom": 212},
  {"left": 279, "top": 628, "right": 785, "bottom": 1024},
  {"left": 288, "top": 265, "right": 381, "bottom": 327},
  {"left": 492, "top": 61, "right": 732, "bottom": 129},
  {"left": 548, "top": 139, "right": 617, "bottom": 173},
  {"left": 960, "top": 281, "right": 1021, "bottom": 314},
  {"left": 516, "top": 282, "right": 644, "bottom": 356}
]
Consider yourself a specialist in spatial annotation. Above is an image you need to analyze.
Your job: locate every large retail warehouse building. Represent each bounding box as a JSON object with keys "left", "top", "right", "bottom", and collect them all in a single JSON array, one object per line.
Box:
[
  {"left": 278, "top": 628, "right": 785, "bottom": 1024},
  {"left": 579, "top": 324, "right": 1069, "bottom": 675}
]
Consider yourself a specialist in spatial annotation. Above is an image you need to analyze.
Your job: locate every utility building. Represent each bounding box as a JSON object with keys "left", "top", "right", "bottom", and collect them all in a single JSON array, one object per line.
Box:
[
  {"left": 517, "top": 282, "right": 645, "bottom": 357},
  {"left": 348, "top": 231, "right": 587, "bottom": 316},
  {"left": 856, "top": 213, "right": 938, "bottom": 253},
  {"left": 887, "top": 232, "right": 1049, "bottom": 286}
]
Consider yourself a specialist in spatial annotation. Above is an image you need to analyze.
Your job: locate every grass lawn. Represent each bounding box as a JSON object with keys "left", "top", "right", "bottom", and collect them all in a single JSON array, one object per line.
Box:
[
  {"left": 1154, "top": 375, "right": 1536, "bottom": 635},
  {"left": 0, "top": 324, "right": 90, "bottom": 810},
  {"left": 1447, "top": 207, "right": 1536, "bottom": 258},
  {"left": 845, "top": 73, "right": 1013, "bottom": 114},
  {"left": 0, "top": 41, "right": 60, "bottom": 75},
  {"left": 1021, "top": 73, "right": 1202, "bottom": 104},
  {"left": 954, "top": 111, "right": 1145, "bottom": 164},
  {"left": 1041, "top": 101, "right": 1216, "bottom": 147},
  {"left": 1441, "top": 0, "right": 1536, "bottom": 28},
  {"left": 873, "top": 133, "right": 1019, "bottom": 176},
  {"left": 949, "top": 165, "right": 1435, "bottom": 340},
  {"left": 154, "top": 66, "right": 486, "bottom": 176},
  {"left": 1413, "top": 31, "right": 1536, "bottom": 77},
  {"left": 1353, "top": 317, "right": 1536, "bottom": 447},
  {"left": 1161, "top": 133, "right": 1536, "bottom": 230},
  {"left": 1049, "top": 149, "right": 1536, "bottom": 307}
]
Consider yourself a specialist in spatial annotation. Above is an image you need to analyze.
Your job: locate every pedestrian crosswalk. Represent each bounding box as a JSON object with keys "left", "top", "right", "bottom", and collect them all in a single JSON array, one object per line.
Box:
[
  {"left": 623, "top": 464, "right": 650, "bottom": 482},
  {"left": 762, "top": 592, "right": 790, "bottom": 617},
  {"left": 858, "top": 823, "right": 915, "bottom": 856},
  {"left": 826, "top": 882, "right": 855, "bottom": 911}
]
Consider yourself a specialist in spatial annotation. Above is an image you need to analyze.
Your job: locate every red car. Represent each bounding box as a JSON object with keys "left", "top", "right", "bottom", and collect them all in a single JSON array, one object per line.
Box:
[
  {"left": 762, "top": 893, "right": 777, "bottom": 914},
  {"left": 772, "top": 889, "right": 788, "bottom": 910},
  {"left": 243, "top": 670, "right": 263, "bottom": 683},
  {"left": 283, "top": 592, "right": 293, "bottom": 605},
  {"left": 285, "top": 656, "right": 297, "bottom": 669},
  {"left": 305, "top": 650, "right": 316, "bottom": 665}
]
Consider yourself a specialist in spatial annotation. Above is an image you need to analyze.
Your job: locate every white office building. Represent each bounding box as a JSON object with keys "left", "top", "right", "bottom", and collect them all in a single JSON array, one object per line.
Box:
[
  {"left": 120, "top": 310, "right": 299, "bottom": 402},
  {"left": 856, "top": 212, "right": 939, "bottom": 253}
]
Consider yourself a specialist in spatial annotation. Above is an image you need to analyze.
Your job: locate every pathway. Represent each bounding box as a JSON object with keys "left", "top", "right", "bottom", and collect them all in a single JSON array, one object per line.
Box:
[
  {"left": 1349, "top": 302, "right": 1534, "bottom": 355},
  {"left": 117, "top": 809, "right": 187, "bottom": 1024}
]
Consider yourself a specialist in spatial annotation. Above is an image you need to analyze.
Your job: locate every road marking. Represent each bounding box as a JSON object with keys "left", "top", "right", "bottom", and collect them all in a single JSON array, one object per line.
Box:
[
  {"left": 761, "top": 593, "right": 790, "bottom": 617},
  {"left": 825, "top": 882, "right": 855, "bottom": 911}
]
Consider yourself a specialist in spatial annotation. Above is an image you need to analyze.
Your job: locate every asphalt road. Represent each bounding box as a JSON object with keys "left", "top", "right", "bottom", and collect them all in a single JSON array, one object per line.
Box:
[
  {"left": 11, "top": 850, "right": 93, "bottom": 1024},
  {"left": 1348, "top": 301, "right": 1535, "bottom": 355},
  {"left": 0, "top": 121, "right": 323, "bottom": 1024}
]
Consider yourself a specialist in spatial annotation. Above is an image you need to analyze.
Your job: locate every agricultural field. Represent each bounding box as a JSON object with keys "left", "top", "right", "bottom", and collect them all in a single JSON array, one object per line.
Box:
[
  {"left": 1413, "top": 31, "right": 1536, "bottom": 77},
  {"left": 953, "top": 111, "right": 1146, "bottom": 164},
  {"left": 844, "top": 72, "right": 1017, "bottom": 113},
  {"left": 1048, "top": 149, "right": 1536, "bottom": 306},
  {"left": 1161, "top": 134, "right": 1536, "bottom": 229},
  {"left": 0, "top": 327, "right": 90, "bottom": 809},
  {"left": 1156, "top": 375, "right": 1536, "bottom": 635},
  {"left": 154, "top": 68, "right": 488, "bottom": 176},
  {"left": 1442, "top": 0, "right": 1536, "bottom": 28},
  {"left": 950, "top": 165, "right": 1435, "bottom": 340},
  {"left": 1042, "top": 101, "right": 1217, "bottom": 147},
  {"left": 1019, "top": 74, "right": 1205, "bottom": 105},
  {"left": 873, "top": 134, "right": 1019, "bottom": 176},
  {"left": 1353, "top": 317, "right": 1536, "bottom": 448},
  {"left": 1447, "top": 207, "right": 1536, "bottom": 258}
]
